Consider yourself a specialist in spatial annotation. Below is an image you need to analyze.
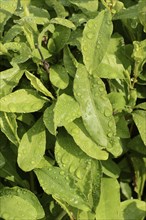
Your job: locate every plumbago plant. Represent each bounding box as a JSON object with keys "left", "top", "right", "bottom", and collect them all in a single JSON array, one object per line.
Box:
[{"left": 0, "top": 0, "right": 146, "bottom": 219}]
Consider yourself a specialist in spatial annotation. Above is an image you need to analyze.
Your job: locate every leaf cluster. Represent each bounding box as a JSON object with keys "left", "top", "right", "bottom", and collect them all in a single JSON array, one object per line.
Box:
[{"left": 0, "top": 0, "right": 146, "bottom": 219}]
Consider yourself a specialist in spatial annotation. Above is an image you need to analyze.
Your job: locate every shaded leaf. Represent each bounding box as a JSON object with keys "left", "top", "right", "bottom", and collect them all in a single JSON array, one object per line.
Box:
[
  {"left": 121, "top": 199, "right": 146, "bottom": 220},
  {"left": 132, "top": 110, "right": 146, "bottom": 145}
]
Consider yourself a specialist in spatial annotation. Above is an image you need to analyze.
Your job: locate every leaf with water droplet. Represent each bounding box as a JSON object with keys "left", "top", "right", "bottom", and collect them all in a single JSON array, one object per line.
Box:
[
  {"left": 132, "top": 110, "right": 146, "bottom": 145},
  {"left": 50, "top": 64, "right": 69, "bottom": 89},
  {"left": 34, "top": 167, "right": 91, "bottom": 211},
  {"left": 43, "top": 102, "right": 56, "bottom": 135},
  {"left": 0, "top": 66, "right": 24, "bottom": 98},
  {"left": 54, "top": 94, "right": 81, "bottom": 128},
  {"left": 25, "top": 71, "right": 54, "bottom": 99},
  {"left": 65, "top": 118, "right": 108, "bottom": 160},
  {"left": 0, "top": 186, "right": 45, "bottom": 219},
  {"left": 0, "top": 89, "right": 47, "bottom": 113},
  {"left": 0, "top": 195, "right": 37, "bottom": 220},
  {"left": 63, "top": 46, "right": 78, "bottom": 77},
  {"left": 0, "top": 112, "right": 20, "bottom": 146},
  {"left": 18, "top": 117, "right": 46, "bottom": 171},
  {"left": 81, "top": 10, "right": 113, "bottom": 74}
]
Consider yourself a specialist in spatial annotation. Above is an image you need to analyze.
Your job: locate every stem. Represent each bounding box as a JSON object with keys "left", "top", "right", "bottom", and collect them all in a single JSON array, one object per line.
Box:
[
  {"left": 29, "top": 171, "right": 35, "bottom": 192},
  {"left": 55, "top": 210, "right": 66, "bottom": 220}
]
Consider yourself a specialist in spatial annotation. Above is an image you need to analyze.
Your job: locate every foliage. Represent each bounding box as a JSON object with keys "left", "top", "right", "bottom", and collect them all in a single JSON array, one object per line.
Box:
[{"left": 0, "top": 0, "right": 146, "bottom": 219}]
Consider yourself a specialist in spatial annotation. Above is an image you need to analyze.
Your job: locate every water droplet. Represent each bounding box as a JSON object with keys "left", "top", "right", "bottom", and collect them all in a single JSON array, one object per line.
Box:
[
  {"left": 82, "top": 45, "right": 88, "bottom": 51},
  {"left": 108, "top": 120, "right": 114, "bottom": 128},
  {"left": 69, "top": 164, "right": 75, "bottom": 173},
  {"left": 75, "top": 168, "right": 83, "bottom": 179},
  {"left": 61, "top": 154, "right": 69, "bottom": 165},
  {"left": 107, "top": 132, "right": 113, "bottom": 138},
  {"left": 60, "top": 171, "right": 64, "bottom": 175},
  {"left": 107, "top": 20, "right": 112, "bottom": 25},
  {"left": 104, "top": 109, "right": 111, "bottom": 117},
  {"left": 86, "top": 32, "right": 93, "bottom": 39},
  {"left": 99, "top": 87, "right": 104, "bottom": 92}
]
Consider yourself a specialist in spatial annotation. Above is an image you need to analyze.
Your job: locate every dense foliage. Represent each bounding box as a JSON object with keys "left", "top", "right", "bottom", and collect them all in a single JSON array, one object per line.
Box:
[{"left": 0, "top": 0, "right": 146, "bottom": 219}]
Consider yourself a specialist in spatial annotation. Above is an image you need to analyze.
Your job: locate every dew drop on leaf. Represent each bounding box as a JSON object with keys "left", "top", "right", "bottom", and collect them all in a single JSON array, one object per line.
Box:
[
  {"left": 86, "top": 32, "right": 94, "bottom": 39},
  {"left": 107, "top": 132, "right": 113, "bottom": 138},
  {"left": 59, "top": 171, "right": 65, "bottom": 175},
  {"left": 75, "top": 168, "right": 84, "bottom": 180},
  {"left": 104, "top": 109, "right": 112, "bottom": 117}
]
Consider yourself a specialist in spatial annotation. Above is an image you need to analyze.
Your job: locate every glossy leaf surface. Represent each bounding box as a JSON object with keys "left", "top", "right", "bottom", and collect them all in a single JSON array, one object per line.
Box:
[
  {"left": 0, "top": 89, "right": 47, "bottom": 113},
  {"left": 18, "top": 117, "right": 46, "bottom": 171},
  {"left": 81, "top": 10, "right": 113, "bottom": 74}
]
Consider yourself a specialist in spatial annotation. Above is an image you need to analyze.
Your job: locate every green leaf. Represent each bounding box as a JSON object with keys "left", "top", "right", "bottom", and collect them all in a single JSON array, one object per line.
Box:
[
  {"left": 81, "top": 10, "right": 113, "bottom": 74},
  {"left": 74, "top": 64, "right": 123, "bottom": 157},
  {"left": 132, "top": 40, "right": 146, "bottom": 76},
  {"left": 0, "top": 186, "right": 45, "bottom": 219},
  {"left": 55, "top": 130, "right": 102, "bottom": 211},
  {"left": 50, "top": 18, "right": 76, "bottom": 30},
  {"left": 138, "top": 0, "right": 146, "bottom": 32},
  {"left": 25, "top": 71, "right": 54, "bottom": 99},
  {"left": 121, "top": 199, "right": 146, "bottom": 220},
  {"left": 63, "top": 46, "right": 78, "bottom": 77},
  {"left": 0, "top": 195, "right": 37, "bottom": 220},
  {"left": 69, "top": 0, "right": 98, "bottom": 14},
  {"left": 134, "top": 102, "right": 146, "bottom": 110},
  {"left": 0, "top": 152, "right": 5, "bottom": 169},
  {"left": 45, "top": 0, "right": 68, "bottom": 18},
  {"left": 108, "top": 92, "right": 126, "bottom": 112},
  {"left": 49, "top": 64, "right": 69, "bottom": 89},
  {"left": 43, "top": 103, "right": 56, "bottom": 135},
  {"left": 3, "top": 25, "right": 22, "bottom": 43},
  {"left": 0, "top": 112, "right": 20, "bottom": 146},
  {"left": 0, "top": 136, "right": 27, "bottom": 187},
  {"left": 97, "top": 53, "right": 126, "bottom": 79},
  {"left": 0, "top": 0, "right": 18, "bottom": 37},
  {"left": 115, "top": 114, "right": 130, "bottom": 138},
  {"left": 0, "top": 66, "right": 24, "bottom": 98},
  {"left": 54, "top": 94, "right": 81, "bottom": 128},
  {"left": 96, "top": 177, "right": 123, "bottom": 220},
  {"left": 0, "top": 89, "right": 47, "bottom": 113},
  {"left": 48, "top": 25, "right": 71, "bottom": 53},
  {"left": 35, "top": 167, "right": 91, "bottom": 211},
  {"left": 132, "top": 110, "right": 146, "bottom": 145},
  {"left": 74, "top": 64, "right": 114, "bottom": 146},
  {"left": 127, "top": 135, "right": 146, "bottom": 156},
  {"left": 17, "top": 117, "right": 46, "bottom": 171},
  {"left": 131, "top": 156, "right": 146, "bottom": 198},
  {"left": 113, "top": 4, "right": 138, "bottom": 20},
  {"left": 101, "top": 159, "right": 121, "bottom": 178},
  {"left": 65, "top": 118, "right": 109, "bottom": 160}
]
